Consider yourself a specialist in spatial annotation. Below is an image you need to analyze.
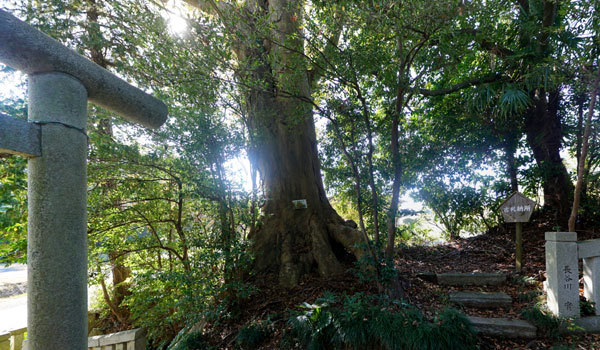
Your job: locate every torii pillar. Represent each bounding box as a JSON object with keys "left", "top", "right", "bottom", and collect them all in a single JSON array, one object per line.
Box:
[{"left": 0, "top": 9, "right": 168, "bottom": 349}]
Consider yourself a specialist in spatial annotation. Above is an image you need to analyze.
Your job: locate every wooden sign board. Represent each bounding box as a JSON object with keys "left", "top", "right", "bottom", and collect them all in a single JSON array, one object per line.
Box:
[{"left": 499, "top": 192, "right": 536, "bottom": 223}]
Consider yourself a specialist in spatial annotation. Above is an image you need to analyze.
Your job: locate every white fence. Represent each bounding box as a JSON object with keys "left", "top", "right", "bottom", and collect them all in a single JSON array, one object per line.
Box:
[
  {"left": 88, "top": 328, "right": 146, "bottom": 350},
  {"left": 0, "top": 327, "right": 25, "bottom": 350},
  {"left": 1, "top": 328, "right": 145, "bottom": 350}
]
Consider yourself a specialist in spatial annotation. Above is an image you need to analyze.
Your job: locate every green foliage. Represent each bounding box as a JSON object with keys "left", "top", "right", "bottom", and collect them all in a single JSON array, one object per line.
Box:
[
  {"left": 169, "top": 330, "right": 211, "bottom": 350},
  {"left": 396, "top": 214, "right": 435, "bottom": 246},
  {"left": 416, "top": 178, "right": 502, "bottom": 239},
  {"left": 3, "top": 2, "right": 600, "bottom": 349},
  {"left": 552, "top": 346, "right": 574, "bottom": 350},
  {"left": 521, "top": 304, "right": 561, "bottom": 339},
  {"left": 236, "top": 319, "right": 273, "bottom": 349},
  {"left": 580, "top": 299, "right": 596, "bottom": 317},
  {"left": 352, "top": 244, "right": 397, "bottom": 288},
  {"left": 282, "top": 293, "right": 477, "bottom": 350},
  {"left": 0, "top": 100, "right": 28, "bottom": 265},
  {"left": 512, "top": 275, "right": 539, "bottom": 287},
  {"left": 517, "top": 290, "right": 543, "bottom": 303},
  {"left": 0, "top": 156, "right": 27, "bottom": 265},
  {"left": 121, "top": 234, "right": 255, "bottom": 346}
]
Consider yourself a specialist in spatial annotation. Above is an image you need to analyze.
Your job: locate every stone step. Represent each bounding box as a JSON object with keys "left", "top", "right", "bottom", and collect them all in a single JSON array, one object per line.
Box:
[
  {"left": 449, "top": 291, "right": 512, "bottom": 308},
  {"left": 435, "top": 272, "right": 507, "bottom": 286},
  {"left": 468, "top": 317, "right": 537, "bottom": 339}
]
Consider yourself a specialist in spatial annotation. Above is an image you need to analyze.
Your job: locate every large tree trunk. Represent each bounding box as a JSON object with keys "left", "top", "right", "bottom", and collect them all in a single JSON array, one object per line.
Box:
[
  {"left": 245, "top": 1, "right": 364, "bottom": 288},
  {"left": 246, "top": 93, "right": 364, "bottom": 287},
  {"left": 524, "top": 89, "right": 573, "bottom": 227}
]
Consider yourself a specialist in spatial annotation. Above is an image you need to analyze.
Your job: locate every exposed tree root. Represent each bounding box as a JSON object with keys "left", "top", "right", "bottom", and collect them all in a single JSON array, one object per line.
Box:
[{"left": 250, "top": 207, "right": 365, "bottom": 288}]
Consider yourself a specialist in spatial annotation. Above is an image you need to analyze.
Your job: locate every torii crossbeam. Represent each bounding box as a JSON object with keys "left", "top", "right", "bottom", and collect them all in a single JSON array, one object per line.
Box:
[{"left": 0, "top": 9, "right": 168, "bottom": 349}]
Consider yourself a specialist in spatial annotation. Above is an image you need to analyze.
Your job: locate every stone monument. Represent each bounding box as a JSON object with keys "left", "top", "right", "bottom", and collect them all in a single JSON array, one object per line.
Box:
[{"left": 545, "top": 232, "right": 579, "bottom": 318}]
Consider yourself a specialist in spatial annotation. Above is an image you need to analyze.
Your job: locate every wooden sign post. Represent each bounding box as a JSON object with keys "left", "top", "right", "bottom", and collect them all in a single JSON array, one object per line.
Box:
[{"left": 499, "top": 192, "right": 536, "bottom": 273}]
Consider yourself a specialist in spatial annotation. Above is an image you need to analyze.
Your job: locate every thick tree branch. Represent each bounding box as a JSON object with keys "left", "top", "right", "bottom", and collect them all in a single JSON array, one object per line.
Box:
[
  {"left": 514, "top": 0, "right": 529, "bottom": 13},
  {"left": 479, "top": 39, "right": 515, "bottom": 58},
  {"left": 455, "top": 28, "right": 515, "bottom": 58},
  {"left": 415, "top": 74, "right": 502, "bottom": 96},
  {"left": 539, "top": 0, "right": 557, "bottom": 53},
  {"left": 181, "top": 0, "right": 233, "bottom": 18}
]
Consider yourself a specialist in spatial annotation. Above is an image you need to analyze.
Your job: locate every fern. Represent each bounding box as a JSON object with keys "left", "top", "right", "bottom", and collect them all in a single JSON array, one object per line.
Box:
[
  {"left": 236, "top": 321, "right": 272, "bottom": 349},
  {"left": 498, "top": 85, "right": 530, "bottom": 117},
  {"left": 283, "top": 293, "right": 477, "bottom": 350}
]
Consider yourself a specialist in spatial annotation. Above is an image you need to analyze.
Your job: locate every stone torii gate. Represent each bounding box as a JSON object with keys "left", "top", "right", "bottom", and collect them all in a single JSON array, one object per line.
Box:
[{"left": 0, "top": 9, "right": 168, "bottom": 349}]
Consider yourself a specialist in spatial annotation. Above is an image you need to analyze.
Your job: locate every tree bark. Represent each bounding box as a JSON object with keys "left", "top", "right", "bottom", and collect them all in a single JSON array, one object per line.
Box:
[
  {"left": 503, "top": 132, "right": 519, "bottom": 193},
  {"left": 355, "top": 89, "right": 381, "bottom": 244},
  {"left": 575, "top": 94, "right": 585, "bottom": 168},
  {"left": 242, "top": 0, "right": 364, "bottom": 287},
  {"left": 524, "top": 89, "right": 573, "bottom": 227},
  {"left": 385, "top": 112, "right": 402, "bottom": 259},
  {"left": 569, "top": 69, "right": 600, "bottom": 232},
  {"left": 246, "top": 93, "right": 365, "bottom": 286}
]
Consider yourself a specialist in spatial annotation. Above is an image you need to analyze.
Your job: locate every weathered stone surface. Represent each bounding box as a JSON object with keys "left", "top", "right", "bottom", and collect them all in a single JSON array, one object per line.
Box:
[
  {"left": 0, "top": 113, "right": 40, "bottom": 157},
  {"left": 449, "top": 291, "right": 512, "bottom": 308},
  {"left": 469, "top": 317, "right": 537, "bottom": 339},
  {"left": 561, "top": 316, "right": 600, "bottom": 334},
  {"left": 27, "top": 73, "right": 88, "bottom": 350},
  {"left": 578, "top": 238, "right": 600, "bottom": 259},
  {"left": 0, "top": 328, "right": 26, "bottom": 350},
  {"left": 583, "top": 256, "right": 600, "bottom": 316},
  {"left": 10, "top": 328, "right": 25, "bottom": 350},
  {"left": 545, "top": 231, "right": 577, "bottom": 242},
  {"left": 436, "top": 272, "right": 507, "bottom": 286},
  {"left": 0, "top": 9, "right": 168, "bottom": 129},
  {"left": 97, "top": 328, "right": 145, "bottom": 346},
  {"left": 28, "top": 73, "right": 88, "bottom": 130},
  {"left": 89, "top": 329, "right": 146, "bottom": 350},
  {"left": 545, "top": 232, "right": 579, "bottom": 318},
  {"left": 0, "top": 333, "right": 10, "bottom": 350}
]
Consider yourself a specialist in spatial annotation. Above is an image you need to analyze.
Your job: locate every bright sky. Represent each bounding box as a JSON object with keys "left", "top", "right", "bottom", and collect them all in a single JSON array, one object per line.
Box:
[{"left": 162, "top": 0, "right": 189, "bottom": 36}]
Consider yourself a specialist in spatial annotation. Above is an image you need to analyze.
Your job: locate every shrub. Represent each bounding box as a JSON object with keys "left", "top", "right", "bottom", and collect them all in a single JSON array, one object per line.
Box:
[
  {"left": 169, "top": 331, "right": 211, "bottom": 350},
  {"left": 580, "top": 299, "right": 596, "bottom": 317},
  {"left": 282, "top": 292, "right": 477, "bottom": 350},
  {"left": 521, "top": 304, "right": 560, "bottom": 339},
  {"left": 236, "top": 320, "right": 272, "bottom": 349}
]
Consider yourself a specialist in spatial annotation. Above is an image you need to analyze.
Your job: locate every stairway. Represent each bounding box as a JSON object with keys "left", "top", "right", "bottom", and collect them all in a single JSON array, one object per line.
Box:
[{"left": 419, "top": 272, "right": 537, "bottom": 339}]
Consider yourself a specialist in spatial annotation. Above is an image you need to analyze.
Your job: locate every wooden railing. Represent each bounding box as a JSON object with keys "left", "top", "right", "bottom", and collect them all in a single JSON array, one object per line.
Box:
[
  {"left": 0, "top": 327, "right": 26, "bottom": 350},
  {"left": 7, "top": 328, "right": 146, "bottom": 350},
  {"left": 87, "top": 328, "right": 146, "bottom": 350}
]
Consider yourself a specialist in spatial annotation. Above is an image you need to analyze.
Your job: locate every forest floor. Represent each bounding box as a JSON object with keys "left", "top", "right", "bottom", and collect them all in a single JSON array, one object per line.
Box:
[
  {"left": 204, "top": 213, "right": 600, "bottom": 349},
  {"left": 395, "top": 215, "right": 600, "bottom": 349}
]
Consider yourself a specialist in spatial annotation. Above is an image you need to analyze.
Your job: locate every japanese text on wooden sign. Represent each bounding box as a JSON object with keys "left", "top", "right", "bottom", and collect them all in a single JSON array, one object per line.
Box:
[{"left": 499, "top": 192, "right": 536, "bottom": 223}]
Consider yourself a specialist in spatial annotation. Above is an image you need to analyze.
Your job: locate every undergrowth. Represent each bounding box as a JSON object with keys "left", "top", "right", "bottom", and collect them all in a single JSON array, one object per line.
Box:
[
  {"left": 281, "top": 291, "right": 477, "bottom": 350},
  {"left": 521, "top": 303, "right": 560, "bottom": 339},
  {"left": 169, "top": 330, "right": 213, "bottom": 350},
  {"left": 236, "top": 319, "right": 273, "bottom": 349}
]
